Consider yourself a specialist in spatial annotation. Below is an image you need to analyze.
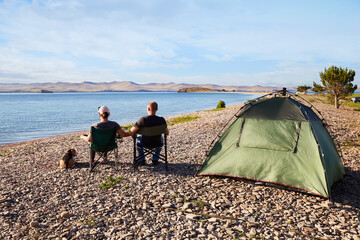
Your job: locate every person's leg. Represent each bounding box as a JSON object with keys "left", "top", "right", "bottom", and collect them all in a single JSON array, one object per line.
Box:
[
  {"left": 152, "top": 136, "right": 163, "bottom": 165},
  {"left": 136, "top": 136, "right": 145, "bottom": 164},
  {"left": 152, "top": 147, "right": 162, "bottom": 165}
]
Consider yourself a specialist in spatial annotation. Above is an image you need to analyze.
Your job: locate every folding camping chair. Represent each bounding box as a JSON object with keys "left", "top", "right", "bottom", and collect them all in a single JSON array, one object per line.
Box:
[
  {"left": 133, "top": 124, "right": 168, "bottom": 171},
  {"left": 88, "top": 126, "right": 120, "bottom": 172}
]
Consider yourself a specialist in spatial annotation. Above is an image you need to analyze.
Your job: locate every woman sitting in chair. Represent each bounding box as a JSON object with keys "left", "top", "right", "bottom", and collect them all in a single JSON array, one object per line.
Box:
[{"left": 81, "top": 106, "right": 130, "bottom": 162}]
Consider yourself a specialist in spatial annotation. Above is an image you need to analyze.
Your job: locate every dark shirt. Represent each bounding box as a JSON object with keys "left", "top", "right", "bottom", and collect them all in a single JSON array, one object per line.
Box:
[
  {"left": 135, "top": 115, "right": 166, "bottom": 147},
  {"left": 92, "top": 121, "right": 121, "bottom": 130}
]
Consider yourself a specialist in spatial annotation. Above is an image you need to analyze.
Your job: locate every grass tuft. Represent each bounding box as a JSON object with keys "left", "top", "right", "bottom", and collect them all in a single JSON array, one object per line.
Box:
[
  {"left": 168, "top": 116, "right": 200, "bottom": 126},
  {"left": 121, "top": 124, "right": 133, "bottom": 131},
  {"left": 99, "top": 176, "right": 125, "bottom": 190},
  {"left": 0, "top": 150, "right": 14, "bottom": 155},
  {"left": 206, "top": 108, "right": 225, "bottom": 111}
]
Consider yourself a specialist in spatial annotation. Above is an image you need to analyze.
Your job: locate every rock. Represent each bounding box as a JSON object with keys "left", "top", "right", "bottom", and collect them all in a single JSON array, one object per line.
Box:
[
  {"left": 182, "top": 202, "right": 193, "bottom": 210},
  {"left": 60, "top": 211, "right": 70, "bottom": 218},
  {"left": 196, "top": 227, "right": 206, "bottom": 234},
  {"left": 185, "top": 214, "right": 199, "bottom": 220},
  {"left": 30, "top": 221, "right": 39, "bottom": 228},
  {"left": 207, "top": 224, "right": 215, "bottom": 231},
  {"left": 142, "top": 202, "right": 148, "bottom": 210},
  {"left": 162, "top": 203, "right": 175, "bottom": 208},
  {"left": 323, "top": 200, "right": 335, "bottom": 209},
  {"left": 208, "top": 218, "right": 218, "bottom": 222}
]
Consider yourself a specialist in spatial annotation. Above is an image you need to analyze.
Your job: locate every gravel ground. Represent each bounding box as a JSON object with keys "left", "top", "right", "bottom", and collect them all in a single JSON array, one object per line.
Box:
[{"left": 0, "top": 100, "right": 359, "bottom": 240}]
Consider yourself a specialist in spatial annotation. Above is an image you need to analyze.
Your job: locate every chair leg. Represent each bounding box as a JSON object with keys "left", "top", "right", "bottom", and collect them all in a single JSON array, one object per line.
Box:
[
  {"left": 114, "top": 148, "right": 118, "bottom": 169},
  {"left": 133, "top": 138, "right": 138, "bottom": 171},
  {"left": 89, "top": 148, "right": 94, "bottom": 171},
  {"left": 90, "top": 152, "right": 105, "bottom": 172},
  {"left": 164, "top": 135, "right": 168, "bottom": 171},
  {"left": 89, "top": 156, "right": 93, "bottom": 170}
]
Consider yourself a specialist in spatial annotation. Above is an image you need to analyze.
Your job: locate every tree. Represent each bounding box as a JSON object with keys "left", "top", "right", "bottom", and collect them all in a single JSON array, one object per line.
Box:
[
  {"left": 312, "top": 81, "right": 325, "bottom": 93},
  {"left": 297, "top": 85, "right": 311, "bottom": 93},
  {"left": 319, "top": 66, "right": 357, "bottom": 108}
]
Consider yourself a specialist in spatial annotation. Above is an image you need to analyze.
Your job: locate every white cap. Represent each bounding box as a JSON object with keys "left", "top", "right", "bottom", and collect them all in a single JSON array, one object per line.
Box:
[{"left": 98, "top": 106, "right": 110, "bottom": 114}]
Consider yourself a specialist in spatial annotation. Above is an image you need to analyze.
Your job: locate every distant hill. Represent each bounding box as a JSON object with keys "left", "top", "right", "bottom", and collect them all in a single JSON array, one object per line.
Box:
[
  {"left": 0, "top": 81, "right": 289, "bottom": 93},
  {"left": 178, "top": 87, "right": 216, "bottom": 92}
]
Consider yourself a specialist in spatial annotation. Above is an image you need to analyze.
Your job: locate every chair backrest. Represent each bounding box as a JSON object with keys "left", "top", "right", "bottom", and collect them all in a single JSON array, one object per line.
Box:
[
  {"left": 136, "top": 124, "right": 167, "bottom": 136},
  {"left": 90, "top": 126, "right": 117, "bottom": 152}
]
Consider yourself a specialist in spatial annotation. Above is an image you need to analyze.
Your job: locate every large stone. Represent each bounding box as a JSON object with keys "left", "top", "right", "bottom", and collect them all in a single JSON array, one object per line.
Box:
[
  {"left": 30, "top": 221, "right": 39, "bottom": 228},
  {"left": 60, "top": 211, "right": 70, "bottom": 218}
]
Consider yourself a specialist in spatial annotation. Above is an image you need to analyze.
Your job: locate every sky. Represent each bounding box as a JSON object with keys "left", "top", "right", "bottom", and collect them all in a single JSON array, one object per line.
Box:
[{"left": 0, "top": 0, "right": 359, "bottom": 87}]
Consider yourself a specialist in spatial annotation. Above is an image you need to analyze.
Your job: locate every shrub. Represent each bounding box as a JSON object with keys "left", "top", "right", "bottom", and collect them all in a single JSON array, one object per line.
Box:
[{"left": 216, "top": 100, "right": 226, "bottom": 109}]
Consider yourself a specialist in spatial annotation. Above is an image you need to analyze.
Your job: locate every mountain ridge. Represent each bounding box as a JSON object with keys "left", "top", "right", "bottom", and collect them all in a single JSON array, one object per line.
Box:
[{"left": 0, "top": 81, "right": 289, "bottom": 93}]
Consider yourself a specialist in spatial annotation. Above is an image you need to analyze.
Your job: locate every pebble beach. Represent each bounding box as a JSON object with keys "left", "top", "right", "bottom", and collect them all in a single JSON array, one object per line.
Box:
[{"left": 0, "top": 100, "right": 359, "bottom": 239}]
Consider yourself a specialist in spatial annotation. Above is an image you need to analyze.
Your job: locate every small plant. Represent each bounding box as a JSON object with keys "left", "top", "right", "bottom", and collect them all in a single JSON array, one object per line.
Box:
[
  {"left": 198, "top": 217, "right": 207, "bottom": 221},
  {"left": 99, "top": 176, "right": 124, "bottom": 190},
  {"left": 343, "top": 141, "right": 357, "bottom": 147},
  {"left": 193, "top": 200, "right": 206, "bottom": 208},
  {"left": 216, "top": 100, "right": 226, "bottom": 109},
  {"left": 86, "top": 216, "right": 96, "bottom": 228},
  {"left": 0, "top": 150, "right": 14, "bottom": 155},
  {"left": 168, "top": 116, "right": 200, "bottom": 126},
  {"left": 237, "top": 232, "right": 247, "bottom": 237},
  {"left": 206, "top": 108, "right": 225, "bottom": 112},
  {"left": 80, "top": 216, "right": 96, "bottom": 228},
  {"left": 121, "top": 124, "right": 133, "bottom": 131},
  {"left": 169, "top": 194, "right": 178, "bottom": 199}
]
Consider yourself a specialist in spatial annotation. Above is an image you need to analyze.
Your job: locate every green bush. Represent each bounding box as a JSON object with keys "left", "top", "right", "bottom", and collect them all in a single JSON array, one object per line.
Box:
[{"left": 216, "top": 100, "right": 226, "bottom": 109}]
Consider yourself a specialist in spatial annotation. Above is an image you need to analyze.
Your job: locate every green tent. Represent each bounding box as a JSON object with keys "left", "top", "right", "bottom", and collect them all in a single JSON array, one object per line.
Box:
[{"left": 198, "top": 95, "right": 345, "bottom": 198}]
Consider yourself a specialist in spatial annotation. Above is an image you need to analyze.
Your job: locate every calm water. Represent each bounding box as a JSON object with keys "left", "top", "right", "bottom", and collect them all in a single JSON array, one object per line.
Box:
[{"left": 0, "top": 92, "right": 260, "bottom": 145}]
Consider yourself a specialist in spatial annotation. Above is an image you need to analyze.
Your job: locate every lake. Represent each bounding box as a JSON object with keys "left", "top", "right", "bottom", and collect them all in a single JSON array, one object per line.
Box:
[{"left": 0, "top": 92, "right": 260, "bottom": 145}]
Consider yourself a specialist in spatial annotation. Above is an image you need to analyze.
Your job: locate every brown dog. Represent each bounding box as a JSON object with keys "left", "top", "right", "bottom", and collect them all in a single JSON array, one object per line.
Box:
[{"left": 60, "top": 149, "right": 77, "bottom": 169}]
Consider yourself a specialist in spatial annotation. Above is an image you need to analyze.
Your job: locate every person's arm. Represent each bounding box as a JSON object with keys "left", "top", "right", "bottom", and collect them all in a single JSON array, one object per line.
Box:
[
  {"left": 117, "top": 128, "right": 130, "bottom": 137},
  {"left": 130, "top": 126, "right": 139, "bottom": 139},
  {"left": 165, "top": 127, "right": 169, "bottom": 135},
  {"left": 80, "top": 133, "right": 91, "bottom": 142}
]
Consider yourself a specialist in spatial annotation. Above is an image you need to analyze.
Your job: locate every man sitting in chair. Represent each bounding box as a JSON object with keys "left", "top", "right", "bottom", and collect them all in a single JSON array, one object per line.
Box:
[
  {"left": 81, "top": 106, "right": 130, "bottom": 162},
  {"left": 130, "top": 101, "right": 169, "bottom": 166}
]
